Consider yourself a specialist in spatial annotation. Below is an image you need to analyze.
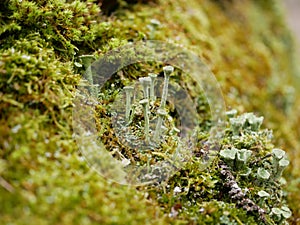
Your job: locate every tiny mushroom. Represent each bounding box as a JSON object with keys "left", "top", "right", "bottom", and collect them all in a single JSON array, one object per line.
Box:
[
  {"left": 139, "top": 77, "right": 151, "bottom": 99},
  {"left": 160, "top": 66, "right": 174, "bottom": 109},
  {"left": 153, "top": 108, "right": 168, "bottom": 143},
  {"left": 148, "top": 73, "right": 157, "bottom": 101}
]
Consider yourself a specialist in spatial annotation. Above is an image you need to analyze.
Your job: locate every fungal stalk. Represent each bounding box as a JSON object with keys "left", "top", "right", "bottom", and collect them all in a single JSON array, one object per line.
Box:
[
  {"left": 160, "top": 66, "right": 174, "bottom": 109},
  {"left": 148, "top": 73, "right": 157, "bottom": 101},
  {"left": 153, "top": 108, "right": 167, "bottom": 143},
  {"left": 140, "top": 99, "right": 150, "bottom": 144},
  {"left": 152, "top": 66, "right": 173, "bottom": 143},
  {"left": 124, "top": 86, "right": 134, "bottom": 123},
  {"left": 139, "top": 77, "right": 151, "bottom": 99}
]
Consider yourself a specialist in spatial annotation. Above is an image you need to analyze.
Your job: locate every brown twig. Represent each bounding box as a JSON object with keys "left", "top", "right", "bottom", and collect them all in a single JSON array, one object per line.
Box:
[
  {"left": 0, "top": 176, "right": 14, "bottom": 193},
  {"left": 219, "top": 161, "right": 267, "bottom": 224}
]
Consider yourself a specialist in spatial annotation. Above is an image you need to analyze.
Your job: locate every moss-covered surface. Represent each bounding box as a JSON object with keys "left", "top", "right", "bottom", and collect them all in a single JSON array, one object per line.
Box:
[{"left": 1, "top": 0, "right": 300, "bottom": 224}]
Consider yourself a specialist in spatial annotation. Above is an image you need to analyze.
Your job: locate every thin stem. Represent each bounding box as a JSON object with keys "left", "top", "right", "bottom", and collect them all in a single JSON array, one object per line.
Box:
[
  {"left": 124, "top": 86, "right": 134, "bottom": 123},
  {"left": 160, "top": 66, "right": 174, "bottom": 109},
  {"left": 140, "top": 99, "right": 150, "bottom": 144},
  {"left": 160, "top": 76, "right": 169, "bottom": 109},
  {"left": 0, "top": 176, "right": 14, "bottom": 193},
  {"left": 153, "top": 109, "right": 167, "bottom": 143},
  {"left": 139, "top": 77, "right": 151, "bottom": 99},
  {"left": 148, "top": 73, "right": 157, "bottom": 101},
  {"left": 154, "top": 117, "right": 163, "bottom": 142},
  {"left": 153, "top": 66, "right": 173, "bottom": 143}
]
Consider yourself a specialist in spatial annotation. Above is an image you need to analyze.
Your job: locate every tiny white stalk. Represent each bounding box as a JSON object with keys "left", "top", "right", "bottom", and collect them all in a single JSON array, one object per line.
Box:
[
  {"left": 139, "top": 77, "right": 151, "bottom": 99},
  {"left": 153, "top": 66, "right": 174, "bottom": 143},
  {"left": 160, "top": 66, "right": 174, "bottom": 109},
  {"left": 124, "top": 86, "right": 134, "bottom": 123},
  {"left": 148, "top": 73, "right": 157, "bottom": 101},
  {"left": 153, "top": 108, "right": 168, "bottom": 143},
  {"left": 140, "top": 99, "right": 150, "bottom": 144}
]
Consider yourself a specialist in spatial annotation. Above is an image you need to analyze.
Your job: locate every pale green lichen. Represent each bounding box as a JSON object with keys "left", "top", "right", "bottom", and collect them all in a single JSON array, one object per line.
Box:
[
  {"left": 139, "top": 98, "right": 150, "bottom": 144},
  {"left": 139, "top": 77, "right": 151, "bottom": 99},
  {"left": 148, "top": 73, "right": 157, "bottom": 101},
  {"left": 229, "top": 113, "right": 264, "bottom": 135},
  {"left": 220, "top": 148, "right": 237, "bottom": 160},
  {"left": 153, "top": 66, "right": 174, "bottom": 143},
  {"left": 124, "top": 86, "right": 134, "bottom": 122},
  {"left": 257, "top": 167, "right": 271, "bottom": 180}
]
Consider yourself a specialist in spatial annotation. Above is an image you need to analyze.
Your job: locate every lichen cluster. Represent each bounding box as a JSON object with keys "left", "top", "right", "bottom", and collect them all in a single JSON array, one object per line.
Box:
[
  {"left": 1, "top": 0, "right": 300, "bottom": 224},
  {"left": 142, "top": 113, "right": 291, "bottom": 224}
]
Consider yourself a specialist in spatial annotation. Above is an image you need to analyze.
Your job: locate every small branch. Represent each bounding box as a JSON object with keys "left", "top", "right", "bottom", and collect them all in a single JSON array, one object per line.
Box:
[
  {"left": 219, "top": 162, "right": 267, "bottom": 224},
  {"left": 0, "top": 176, "right": 14, "bottom": 193}
]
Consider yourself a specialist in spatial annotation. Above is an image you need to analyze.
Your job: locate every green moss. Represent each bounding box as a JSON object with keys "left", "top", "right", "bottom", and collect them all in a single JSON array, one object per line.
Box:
[{"left": 1, "top": 0, "right": 300, "bottom": 224}]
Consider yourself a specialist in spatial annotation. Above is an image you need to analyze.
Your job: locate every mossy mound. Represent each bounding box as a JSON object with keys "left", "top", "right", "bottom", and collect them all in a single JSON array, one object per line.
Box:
[{"left": 1, "top": 0, "right": 299, "bottom": 224}]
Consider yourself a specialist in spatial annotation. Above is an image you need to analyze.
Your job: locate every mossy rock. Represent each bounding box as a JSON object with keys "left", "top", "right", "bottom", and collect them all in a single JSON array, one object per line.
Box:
[{"left": 1, "top": 0, "right": 300, "bottom": 224}]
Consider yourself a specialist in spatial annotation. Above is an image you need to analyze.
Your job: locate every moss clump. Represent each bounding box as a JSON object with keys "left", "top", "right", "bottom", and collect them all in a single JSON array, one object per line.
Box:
[
  {"left": 0, "top": 0, "right": 101, "bottom": 58},
  {"left": 1, "top": 0, "right": 300, "bottom": 224}
]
